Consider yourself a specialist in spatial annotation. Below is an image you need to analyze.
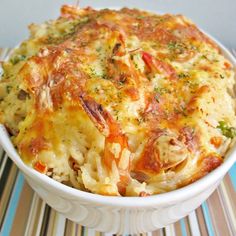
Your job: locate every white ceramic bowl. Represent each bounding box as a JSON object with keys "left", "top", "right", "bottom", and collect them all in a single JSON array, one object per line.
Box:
[{"left": 0, "top": 26, "right": 236, "bottom": 234}]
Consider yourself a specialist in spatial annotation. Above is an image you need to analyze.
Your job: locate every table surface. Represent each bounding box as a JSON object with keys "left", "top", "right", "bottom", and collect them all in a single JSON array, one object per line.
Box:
[{"left": 0, "top": 48, "right": 236, "bottom": 236}]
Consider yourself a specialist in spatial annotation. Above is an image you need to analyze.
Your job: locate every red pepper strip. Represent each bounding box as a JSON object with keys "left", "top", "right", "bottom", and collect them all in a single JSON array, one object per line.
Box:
[
  {"left": 142, "top": 51, "right": 177, "bottom": 80},
  {"left": 142, "top": 52, "right": 155, "bottom": 72},
  {"left": 34, "top": 161, "right": 47, "bottom": 173}
]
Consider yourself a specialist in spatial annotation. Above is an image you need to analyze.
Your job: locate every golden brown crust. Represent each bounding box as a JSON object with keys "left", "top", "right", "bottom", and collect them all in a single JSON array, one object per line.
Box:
[{"left": 0, "top": 5, "right": 235, "bottom": 196}]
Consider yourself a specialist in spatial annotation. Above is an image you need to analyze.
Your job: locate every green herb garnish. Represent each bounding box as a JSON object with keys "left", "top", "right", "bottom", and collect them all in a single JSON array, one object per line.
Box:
[
  {"left": 10, "top": 55, "right": 26, "bottom": 65},
  {"left": 154, "top": 87, "right": 171, "bottom": 95},
  {"left": 168, "top": 42, "right": 177, "bottom": 50},
  {"left": 155, "top": 95, "right": 160, "bottom": 103},
  {"left": 178, "top": 72, "right": 189, "bottom": 79},
  {"left": 136, "top": 15, "right": 145, "bottom": 19},
  {"left": 168, "top": 41, "right": 186, "bottom": 54},
  {"left": 217, "top": 121, "right": 236, "bottom": 138},
  {"left": 219, "top": 74, "right": 225, "bottom": 79},
  {"left": 6, "top": 85, "right": 13, "bottom": 94}
]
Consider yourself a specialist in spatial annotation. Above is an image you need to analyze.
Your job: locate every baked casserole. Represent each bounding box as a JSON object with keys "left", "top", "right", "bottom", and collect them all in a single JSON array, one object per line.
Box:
[{"left": 0, "top": 5, "right": 235, "bottom": 196}]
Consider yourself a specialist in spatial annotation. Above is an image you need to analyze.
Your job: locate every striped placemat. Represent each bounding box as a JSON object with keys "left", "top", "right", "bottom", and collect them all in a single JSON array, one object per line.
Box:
[{"left": 0, "top": 48, "right": 235, "bottom": 236}]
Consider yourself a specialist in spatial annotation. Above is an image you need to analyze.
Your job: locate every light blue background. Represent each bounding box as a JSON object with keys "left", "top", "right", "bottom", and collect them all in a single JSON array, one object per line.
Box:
[{"left": 0, "top": 0, "right": 235, "bottom": 49}]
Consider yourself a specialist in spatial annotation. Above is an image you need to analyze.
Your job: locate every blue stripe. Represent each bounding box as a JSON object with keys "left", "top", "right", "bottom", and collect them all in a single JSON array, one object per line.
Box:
[
  {"left": 180, "top": 219, "right": 188, "bottom": 236},
  {"left": 0, "top": 172, "right": 24, "bottom": 236},
  {"left": 229, "top": 163, "right": 236, "bottom": 191},
  {"left": 202, "top": 202, "right": 215, "bottom": 236}
]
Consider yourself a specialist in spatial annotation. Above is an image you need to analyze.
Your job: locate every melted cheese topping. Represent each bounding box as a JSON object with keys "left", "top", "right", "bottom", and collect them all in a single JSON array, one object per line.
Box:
[{"left": 0, "top": 5, "right": 235, "bottom": 196}]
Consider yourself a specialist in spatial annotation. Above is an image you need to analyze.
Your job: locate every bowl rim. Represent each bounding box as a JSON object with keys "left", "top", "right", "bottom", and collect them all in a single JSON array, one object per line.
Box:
[{"left": 0, "top": 10, "right": 236, "bottom": 207}]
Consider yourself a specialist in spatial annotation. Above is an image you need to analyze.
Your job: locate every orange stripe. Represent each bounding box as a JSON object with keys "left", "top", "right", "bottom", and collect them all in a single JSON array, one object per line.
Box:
[
  {"left": 0, "top": 163, "right": 18, "bottom": 227},
  {"left": 174, "top": 221, "right": 183, "bottom": 236},
  {"left": 64, "top": 219, "right": 77, "bottom": 236},
  {"left": 23, "top": 194, "right": 46, "bottom": 236},
  {"left": 45, "top": 208, "right": 57, "bottom": 236},
  {"left": 206, "top": 190, "right": 231, "bottom": 235},
  {"left": 223, "top": 174, "right": 236, "bottom": 208},
  {"left": 195, "top": 207, "right": 209, "bottom": 236},
  {"left": 10, "top": 182, "right": 34, "bottom": 236},
  {"left": 152, "top": 228, "right": 164, "bottom": 236},
  {"left": 184, "top": 217, "right": 191, "bottom": 236},
  {"left": 217, "top": 184, "right": 236, "bottom": 234}
]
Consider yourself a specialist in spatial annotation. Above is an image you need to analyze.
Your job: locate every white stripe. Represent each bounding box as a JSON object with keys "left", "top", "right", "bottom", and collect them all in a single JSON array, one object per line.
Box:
[
  {"left": 147, "top": 232, "right": 153, "bottom": 236},
  {"left": 165, "top": 224, "right": 176, "bottom": 236},
  {"left": 86, "top": 228, "right": 96, "bottom": 236},
  {"left": 24, "top": 194, "right": 46, "bottom": 236},
  {"left": 160, "top": 229, "right": 165, "bottom": 236},
  {"left": 0, "top": 153, "right": 8, "bottom": 178},
  {"left": 24, "top": 193, "right": 38, "bottom": 236},
  {"left": 34, "top": 199, "right": 46, "bottom": 236},
  {"left": 188, "top": 211, "right": 201, "bottom": 236},
  {"left": 52, "top": 213, "right": 66, "bottom": 236},
  {"left": 218, "top": 184, "right": 236, "bottom": 235}
]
